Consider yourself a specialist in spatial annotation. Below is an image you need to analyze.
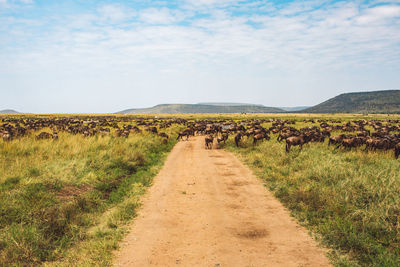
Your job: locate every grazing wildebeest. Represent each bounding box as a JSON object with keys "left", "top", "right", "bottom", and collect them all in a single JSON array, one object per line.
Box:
[
  {"left": 365, "top": 137, "right": 392, "bottom": 152},
  {"left": 158, "top": 132, "right": 169, "bottom": 139},
  {"left": 116, "top": 129, "right": 129, "bottom": 138},
  {"left": 328, "top": 134, "right": 345, "bottom": 146},
  {"left": 394, "top": 142, "right": 400, "bottom": 159},
  {"left": 285, "top": 134, "right": 310, "bottom": 152},
  {"left": 277, "top": 132, "right": 292, "bottom": 142},
  {"left": 337, "top": 136, "right": 364, "bottom": 150},
  {"left": 177, "top": 130, "right": 191, "bottom": 141},
  {"left": 146, "top": 126, "right": 158, "bottom": 134},
  {"left": 217, "top": 133, "right": 229, "bottom": 145},
  {"left": 36, "top": 132, "right": 53, "bottom": 140},
  {"left": 234, "top": 132, "right": 242, "bottom": 147},
  {"left": 205, "top": 135, "right": 214, "bottom": 149},
  {"left": 253, "top": 133, "right": 270, "bottom": 145}
]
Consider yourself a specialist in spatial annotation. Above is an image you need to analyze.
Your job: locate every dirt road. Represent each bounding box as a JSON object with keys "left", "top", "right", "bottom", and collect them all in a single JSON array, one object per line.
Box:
[{"left": 114, "top": 137, "right": 330, "bottom": 266}]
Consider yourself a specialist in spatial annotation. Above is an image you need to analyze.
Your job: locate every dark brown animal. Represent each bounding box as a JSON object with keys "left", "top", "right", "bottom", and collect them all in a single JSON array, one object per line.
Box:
[
  {"left": 205, "top": 135, "right": 214, "bottom": 149},
  {"left": 365, "top": 137, "right": 392, "bottom": 152},
  {"left": 328, "top": 135, "right": 345, "bottom": 146},
  {"left": 177, "top": 129, "right": 192, "bottom": 141},
  {"left": 277, "top": 132, "right": 293, "bottom": 142},
  {"left": 217, "top": 133, "right": 228, "bottom": 145},
  {"left": 394, "top": 143, "right": 400, "bottom": 159},
  {"left": 286, "top": 135, "right": 310, "bottom": 152},
  {"left": 36, "top": 132, "right": 53, "bottom": 140},
  {"left": 234, "top": 132, "right": 242, "bottom": 147},
  {"left": 337, "top": 137, "right": 364, "bottom": 149},
  {"left": 253, "top": 133, "right": 270, "bottom": 145},
  {"left": 146, "top": 126, "right": 158, "bottom": 134},
  {"left": 158, "top": 132, "right": 169, "bottom": 139}
]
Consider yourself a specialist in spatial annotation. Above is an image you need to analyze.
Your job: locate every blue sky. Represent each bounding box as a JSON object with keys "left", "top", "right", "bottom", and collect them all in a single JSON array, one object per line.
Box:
[{"left": 1, "top": 0, "right": 399, "bottom": 113}]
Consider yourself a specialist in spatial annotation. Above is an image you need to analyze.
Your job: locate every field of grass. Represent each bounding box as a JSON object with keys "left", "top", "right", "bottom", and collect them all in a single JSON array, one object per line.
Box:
[
  {"left": 224, "top": 120, "right": 400, "bottom": 266},
  {"left": 2, "top": 113, "right": 400, "bottom": 266},
  {"left": 0, "top": 123, "right": 182, "bottom": 266}
]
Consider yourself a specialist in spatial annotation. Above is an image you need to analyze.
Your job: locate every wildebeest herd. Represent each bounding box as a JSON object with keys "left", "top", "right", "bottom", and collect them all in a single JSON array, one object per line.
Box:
[
  {"left": 0, "top": 116, "right": 173, "bottom": 143},
  {"left": 2, "top": 116, "right": 400, "bottom": 158},
  {"left": 176, "top": 117, "right": 400, "bottom": 158}
]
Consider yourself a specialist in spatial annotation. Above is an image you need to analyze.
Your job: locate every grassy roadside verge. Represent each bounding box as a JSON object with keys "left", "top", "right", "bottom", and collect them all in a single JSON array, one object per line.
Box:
[
  {"left": 225, "top": 137, "right": 400, "bottom": 267},
  {"left": 44, "top": 140, "right": 174, "bottom": 266},
  {"left": 0, "top": 130, "right": 179, "bottom": 266}
]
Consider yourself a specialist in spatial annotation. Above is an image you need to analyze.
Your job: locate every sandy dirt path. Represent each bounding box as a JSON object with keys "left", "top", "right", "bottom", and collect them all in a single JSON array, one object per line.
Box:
[{"left": 114, "top": 137, "right": 330, "bottom": 267}]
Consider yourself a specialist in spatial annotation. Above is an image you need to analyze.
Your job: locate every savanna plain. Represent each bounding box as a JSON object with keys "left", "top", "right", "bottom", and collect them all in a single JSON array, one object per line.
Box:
[{"left": 0, "top": 113, "right": 399, "bottom": 266}]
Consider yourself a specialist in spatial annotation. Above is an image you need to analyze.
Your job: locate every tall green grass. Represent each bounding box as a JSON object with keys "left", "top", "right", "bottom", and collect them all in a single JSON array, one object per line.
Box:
[
  {"left": 0, "top": 128, "right": 180, "bottom": 265},
  {"left": 226, "top": 135, "right": 400, "bottom": 266}
]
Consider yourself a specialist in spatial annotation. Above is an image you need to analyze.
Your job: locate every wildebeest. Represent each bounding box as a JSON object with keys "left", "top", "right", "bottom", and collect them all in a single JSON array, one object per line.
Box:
[
  {"left": 285, "top": 134, "right": 311, "bottom": 152},
  {"left": 36, "top": 132, "right": 57, "bottom": 140},
  {"left": 253, "top": 133, "right": 270, "bottom": 145},
  {"left": 365, "top": 137, "right": 388, "bottom": 152},
  {"left": 146, "top": 126, "right": 158, "bottom": 134},
  {"left": 116, "top": 129, "right": 130, "bottom": 138},
  {"left": 217, "top": 133, "right": 229, "bottom": 145},
  {"left": 336, "top": 136, "right": 364, "bottom": 149},
  {"left": 328, "top": 134, "right": 345, "bottom": 146},
  {"left": 205, "top": 135, "right": 214, "bottom": 149},
  {"left": 277, "top": 132, "right": 293, "bottom": 142},
  {"left": 177, "top": 129, "right": 193, "bottom": 141},
  {"left": 394, "top": 142, "right": 400, "bottom": 159},
  {"left": 234, "top": 132, "right": 243, "bottom": 147},
  {"left": 158, "top": 132, "right": 169, "bottom": 139}
]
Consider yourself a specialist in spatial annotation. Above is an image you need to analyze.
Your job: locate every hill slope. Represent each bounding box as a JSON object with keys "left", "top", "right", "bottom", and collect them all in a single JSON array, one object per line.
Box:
[
  {"left": 279, "top": 106, "right": 311, "bottom": 112},
  {"left": 119, "top": 104, "right": 284, "bottom": 114},
  {"left": 304, "top": 90, "right": 400, "bottom": 113},
  {"left": 197, "top": 102, "right": 263, "bottom": 107},
  {"left": 0, "top": 109, "right": 21, "bottom": 114}
]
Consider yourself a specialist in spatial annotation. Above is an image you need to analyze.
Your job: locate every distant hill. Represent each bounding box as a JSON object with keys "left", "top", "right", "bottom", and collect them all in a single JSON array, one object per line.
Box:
[
  {"left": 118, "top": 104, "right": 284, "bottom": 114},
  {"left": 0, "top": 109, "right": 21, "bottom": 114},
  {"left": 279, "top": 106, "right": 311, "bottom": 112},
  {"left": 304, "top": 90, "right": 400, "bottom": 114},
  {"left": 197, "top": 102, "right": 264, "bottom": 107},
  {"left": 198, "top": 103, "right": 311, "bottom": 112}
]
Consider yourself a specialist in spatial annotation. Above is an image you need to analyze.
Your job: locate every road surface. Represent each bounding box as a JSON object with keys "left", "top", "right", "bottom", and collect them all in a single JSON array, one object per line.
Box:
[{"left": 114, "top": 136, "right": 330, "bottom": 267}]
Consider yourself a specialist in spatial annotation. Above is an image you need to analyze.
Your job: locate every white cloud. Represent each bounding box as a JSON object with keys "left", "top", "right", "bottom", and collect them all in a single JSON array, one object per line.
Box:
[
  {"left": 356, "top": 5, "right": 400, "bottom": 24},
  {"left": 1, "top": 1, "right": 400, "bottom": 112},
  {"left": 98, "top": 4, "right": 134, "bottom": 22},
  {"left": 3, "top": 1, "right": 400, "bottom": 69},
  {"left": 138, "top": 7, "right": 186, "bottom": 24},
  {"left": 185, "top": 0, "right": 239, "bottom": 7},
  {"left": 0, "top": 0, "right": 33, "bottom": 6},
  {"left": 2, "top": 1, "right": 400, "bottom": 74}
]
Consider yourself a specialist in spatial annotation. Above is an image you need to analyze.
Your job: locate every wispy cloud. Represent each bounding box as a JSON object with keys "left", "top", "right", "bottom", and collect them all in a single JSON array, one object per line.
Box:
[
  {"left": 0, "top": 0, "right": 33, "bottom": 8},
  {"left": 3, "top": 1, "right": 398, "bottom": 67},
  {"left": 97, "top": 4, "right": 134, "bottom": 22},
  {"left": 0, "top": 0, "right": 400, "bottom": 112},
  {"left": 138, "top": 7, "right": 187, "bottom": 24}
]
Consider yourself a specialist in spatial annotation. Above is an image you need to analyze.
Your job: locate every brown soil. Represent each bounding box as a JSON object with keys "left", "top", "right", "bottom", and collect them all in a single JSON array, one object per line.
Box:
[{"left": 114, "top": 137, "right": 331, "bottom": 267}]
